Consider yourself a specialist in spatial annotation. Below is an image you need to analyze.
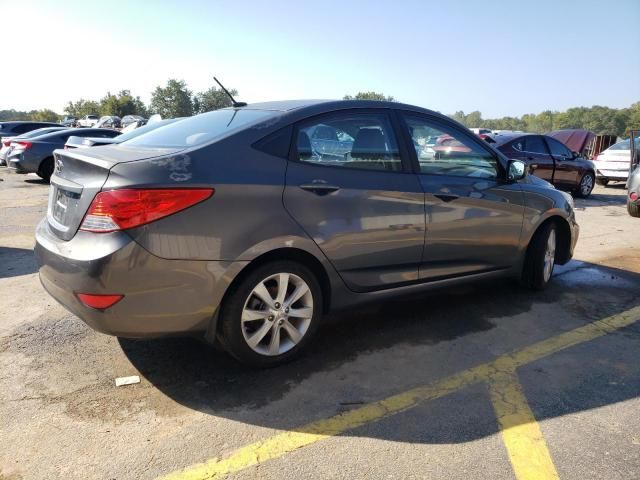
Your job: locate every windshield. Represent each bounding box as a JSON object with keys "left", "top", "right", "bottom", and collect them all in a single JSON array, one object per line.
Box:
[{"left": 122, "top": 109, "right": 278, "bottom": 148}]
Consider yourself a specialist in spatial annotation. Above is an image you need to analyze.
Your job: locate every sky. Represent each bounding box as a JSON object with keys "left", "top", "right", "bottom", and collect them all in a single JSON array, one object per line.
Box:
[{"left": 1, "top": 0, "right": 639, "bottom": 118}]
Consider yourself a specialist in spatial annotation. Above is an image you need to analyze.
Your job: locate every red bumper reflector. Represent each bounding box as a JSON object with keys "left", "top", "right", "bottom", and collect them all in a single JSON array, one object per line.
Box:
[{"left": 76, "top": 293, "right": 124, "bottom": 309}]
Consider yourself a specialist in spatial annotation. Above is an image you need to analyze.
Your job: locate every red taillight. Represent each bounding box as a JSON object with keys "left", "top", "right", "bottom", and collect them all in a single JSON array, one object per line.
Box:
[
  {"left": 15, "top": 141, "right": 32, "bottom": 150},
  {"left": 631, "top": 192, "right": 639, "bottom": 201},
  {"left": 2, "top": 140, "right": 10, "bottom": 147},
  {"left": 80, "top": 188, "right": 214, "bottom": 232},
  {"left": 77, "top": 293, "right": 124, "bottom": 309}
]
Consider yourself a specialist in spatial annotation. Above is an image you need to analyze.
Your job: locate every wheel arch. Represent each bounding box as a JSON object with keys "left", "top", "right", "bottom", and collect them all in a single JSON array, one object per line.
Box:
[
  {"left": 526, "top": 215, "right": 572, "bottom": 266},
  {"left": 213, "top": 247, "right": 333, "bottom": 341}
]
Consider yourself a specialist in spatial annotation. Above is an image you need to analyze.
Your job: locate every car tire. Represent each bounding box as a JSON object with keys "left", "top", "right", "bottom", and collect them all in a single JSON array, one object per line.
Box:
[
  {"left": 574, "top": 172, "right": 595, "bottom": 198},
  {"left": 628, "top": 199, "right": 640, "bottom": 218},
  {"left": 596, "top": 178, "right": 609, "bottom": 187},
  {"left": 36, "top": 157, "right": 54, "bottom": 182},
  {"left": 521, "top": 222, "right": 557, "bottom": 291},
  {"left": 219, "top": 260, "right": 323, "bottom": 367}
]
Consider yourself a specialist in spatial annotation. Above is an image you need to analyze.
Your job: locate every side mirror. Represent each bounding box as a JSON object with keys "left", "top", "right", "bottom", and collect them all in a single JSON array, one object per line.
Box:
[
  {"left": 507, "top": 159, "right": 526, "bottom": 182},
  {"left": 571, "top": 151, "right": 579, "bottom": 159}
]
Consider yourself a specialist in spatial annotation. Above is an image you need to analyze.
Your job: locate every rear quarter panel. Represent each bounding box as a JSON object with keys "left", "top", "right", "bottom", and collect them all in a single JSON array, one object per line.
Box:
[{"left": 104, "top": 136, "right": 325, "bottom": 263}]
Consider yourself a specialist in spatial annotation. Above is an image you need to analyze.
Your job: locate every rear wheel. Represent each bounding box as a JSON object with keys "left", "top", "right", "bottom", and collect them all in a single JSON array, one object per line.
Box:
[
  {"left": 36, "top": 157, "right": 54, "bottom": 182},
  {"left": 219, "top": 261, "right": 322, "bottom": 367},
  {"left": 521, "top": 222, "right": 557, "bottom": 290},
  {"left": 596, "top": 178, "right": 609, "bottom": 187},
  {"left": 628, "top": 199, "right": 640, "bottom": 218},
  {"left": 575, "top": 172, "right": 594, "bottom": 198}
]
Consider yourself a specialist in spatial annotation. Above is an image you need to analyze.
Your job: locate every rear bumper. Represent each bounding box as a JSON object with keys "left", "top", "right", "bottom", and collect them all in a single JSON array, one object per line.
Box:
[
  {"left": 35, "top": 218, "right": 246, "bottom": 338},
  {"left": 593, "top": 162, "right": 629, "bottom": 180},
  {"left": 7, "top": 152, "right": 38, "bottom": 173}
]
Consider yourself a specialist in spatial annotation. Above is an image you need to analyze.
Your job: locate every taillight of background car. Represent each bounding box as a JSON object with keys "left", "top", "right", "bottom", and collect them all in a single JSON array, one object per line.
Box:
[{"left": 12, "top": 141, "right": 33, "bottom": 151}]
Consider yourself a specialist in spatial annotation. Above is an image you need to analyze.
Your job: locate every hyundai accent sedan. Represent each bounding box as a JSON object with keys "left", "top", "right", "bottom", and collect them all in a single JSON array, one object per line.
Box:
[{"left": 35, "top": 100, "right": 579, "bottom": 367}]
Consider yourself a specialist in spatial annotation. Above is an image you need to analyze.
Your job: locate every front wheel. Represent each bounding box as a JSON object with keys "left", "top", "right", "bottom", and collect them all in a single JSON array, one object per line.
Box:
[
  {"left": 521, "top": 222, "right": 557, "bottom": 290},
  {"left": 575, "top": 172, "right": 594, "bottom": 198},
  {"left": 219, "top": 261, "right": 322, "bottom": 367}
]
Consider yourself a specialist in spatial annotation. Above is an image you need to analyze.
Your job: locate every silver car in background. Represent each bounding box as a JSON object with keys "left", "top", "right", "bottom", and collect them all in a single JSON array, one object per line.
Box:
[{"left": 35, "top": 100, "right": 579, "bottom": 367}]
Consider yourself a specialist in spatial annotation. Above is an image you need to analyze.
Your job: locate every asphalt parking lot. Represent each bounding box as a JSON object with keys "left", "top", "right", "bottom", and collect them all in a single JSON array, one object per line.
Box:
[{"left": 1, "top": 169, "right": 639, "bottom": 480}]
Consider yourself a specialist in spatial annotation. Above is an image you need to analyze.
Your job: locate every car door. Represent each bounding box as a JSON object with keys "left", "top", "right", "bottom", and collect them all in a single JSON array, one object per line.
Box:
[
  {"left": 398, "top": 112, "right": 525, "bottom": 280},
  {"left": 283, "top": 110, "right": 425, "bottom": 292},
  {"left": 520, "top": 135, "right": 555, "bottom": 182},
  {"left": 544, "top": 136, "right": 578, "bottom": 186}
]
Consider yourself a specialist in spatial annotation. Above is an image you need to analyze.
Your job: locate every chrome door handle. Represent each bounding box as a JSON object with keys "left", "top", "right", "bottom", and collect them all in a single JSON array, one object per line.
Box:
[
  {"left": 434, "top": 193, "right": 459, "bottom": 202},
  {"left": 299, "top": 181, "right": 340, "bottom": 195}
]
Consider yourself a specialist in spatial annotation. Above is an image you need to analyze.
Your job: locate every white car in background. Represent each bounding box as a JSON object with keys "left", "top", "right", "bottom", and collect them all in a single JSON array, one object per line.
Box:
[
  {"left": 593, "top": 137, "right": 640, "bottom": 185},
  {"left": 76, "top": 115, "right": 99, "bottom": 127}
]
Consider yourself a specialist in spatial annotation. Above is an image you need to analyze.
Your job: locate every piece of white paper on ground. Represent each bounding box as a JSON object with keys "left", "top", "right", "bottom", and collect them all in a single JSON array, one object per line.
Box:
[{"left": 115, "top": 375, "right": 140, "bottom": 386}]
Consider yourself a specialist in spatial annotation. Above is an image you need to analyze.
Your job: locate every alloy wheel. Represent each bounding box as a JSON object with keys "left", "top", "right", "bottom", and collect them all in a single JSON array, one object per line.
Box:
[
  {"left": 580, "top": 174, "right": 594, "bottom": 196},
  {"left": 241, "top": 273, "right": 314, "bottom": 356}
]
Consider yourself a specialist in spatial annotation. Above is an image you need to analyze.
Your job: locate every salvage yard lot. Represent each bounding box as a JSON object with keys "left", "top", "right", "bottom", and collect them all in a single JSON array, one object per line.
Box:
[{"left": 1, "top": 169, "right": 639, "bottom": 480}]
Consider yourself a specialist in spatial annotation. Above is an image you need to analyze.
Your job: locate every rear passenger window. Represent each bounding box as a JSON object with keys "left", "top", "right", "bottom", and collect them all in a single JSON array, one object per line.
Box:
[
  {"left": 403, "top": 115, "right": 498, "bottom": 179},
  {"left": 295, "top": 113, "right": 402, "bottom": 171},
  {"left": 524, "top": 136, "right": 547, "bottom": 154}
]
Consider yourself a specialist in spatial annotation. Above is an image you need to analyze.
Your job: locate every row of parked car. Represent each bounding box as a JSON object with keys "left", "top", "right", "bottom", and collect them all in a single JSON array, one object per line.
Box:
[
  {"left": 478, "top": 130, "right": 639, "bottom": 198},
  {"left": 0, "top": 118, "right": 176, "bottom": 180},
  {"left": 61, "top": 114, "right": 147, "bottom": 129}
]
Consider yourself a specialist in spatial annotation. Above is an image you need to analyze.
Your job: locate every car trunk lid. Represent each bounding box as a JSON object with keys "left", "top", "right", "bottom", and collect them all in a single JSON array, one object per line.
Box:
[{"left": 47, "top": 145, "right": 182, "bottom": 240}]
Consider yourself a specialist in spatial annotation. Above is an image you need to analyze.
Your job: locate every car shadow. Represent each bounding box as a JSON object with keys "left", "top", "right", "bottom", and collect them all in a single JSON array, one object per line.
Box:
[
  {"left": 24, "top": 178, "right": 49, "bottom": 185},
  {"left": 0, "top": 246, "right": 37, "bottom": 279},
  {"left": 119, "top": 260, "right": 640, "bottom": 444}
]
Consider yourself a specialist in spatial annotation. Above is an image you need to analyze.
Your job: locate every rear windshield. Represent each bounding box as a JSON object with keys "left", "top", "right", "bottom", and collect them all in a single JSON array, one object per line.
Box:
[
  {"left": 122, "top": 109, "right": 278, "bottom": 148},
  {"left": 607, "top": 138, "right": 640, "bottom": 151},
  {"left": 115, "top": 119, "right": 180, "bottom": 143},
  {"left": 19, "top": 127, "right": 66, "bottom": 139}
]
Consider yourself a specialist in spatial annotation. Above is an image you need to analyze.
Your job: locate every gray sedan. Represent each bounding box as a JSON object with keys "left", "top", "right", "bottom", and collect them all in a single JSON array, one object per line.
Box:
[
  {"left": 7, "top": 128, "right": 120, "bottom": 180},
  {"left": 35, "top": 99, "right": 579, "bottom": 367}
]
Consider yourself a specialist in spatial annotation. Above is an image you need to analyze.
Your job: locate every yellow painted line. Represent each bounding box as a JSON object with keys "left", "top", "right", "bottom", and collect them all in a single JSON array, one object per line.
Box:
[
  {"left": 159, "top": 305, "right": 640, "bottom": 480},
  {"left": 489, "top": 370, "right": 559, "bottom": 480}
]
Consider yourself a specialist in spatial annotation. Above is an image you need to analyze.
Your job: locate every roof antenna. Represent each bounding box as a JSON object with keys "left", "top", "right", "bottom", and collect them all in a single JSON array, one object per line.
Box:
[{"left": 214, "top": 77, "right": 247, "bottom": 108}]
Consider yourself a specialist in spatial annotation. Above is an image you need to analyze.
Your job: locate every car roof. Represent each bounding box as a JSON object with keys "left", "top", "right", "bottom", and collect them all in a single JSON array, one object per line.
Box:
[
  {"left": 236, "top": 99, "right": 455, "bottom": 124},
  {"left": 35, "top": 128, "right": 118, "bottom": 140},
  {"left": 489, "top": 133, "right": 535, "bottom": 146},
  {"left": 0, "top": 121, "right": 59, "bottom": 127}
]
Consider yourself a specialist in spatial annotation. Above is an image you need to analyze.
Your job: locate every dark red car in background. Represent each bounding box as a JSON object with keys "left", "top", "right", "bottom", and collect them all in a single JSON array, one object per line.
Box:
[{"left": 491, "top": 133, "right": 597, "bottom": 197}]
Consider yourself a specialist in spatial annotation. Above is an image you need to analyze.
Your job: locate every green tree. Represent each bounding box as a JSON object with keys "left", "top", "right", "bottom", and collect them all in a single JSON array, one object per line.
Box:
[
  {"left": 29, "top": 109, "right": 60, "bottom": 122},
  {"left": 465, "top": 111, "right": 483, "bottom": 127},
  {"left": 343, "top": 91, "right": 395, "bottom": 101},
  {"left": 64, "top": 99, "right": 100, "bottom": 118},
  {"left": 626, "top": 102, "right": 640, "bottom": 135},
  {"left": 450, "top": 111, "right": 467, "bottom": 125},
  {"left": 149, "top": 79, "right": 194, "bottom": 118},
  {"left": 99, "top": 90, "right": 148, "bottom": 117},
  {"left": 194, "top": 86, "right": 237, "bottom": 113},
  {"left": 0, "top": 109, "right": 31, "bottom": 121}
]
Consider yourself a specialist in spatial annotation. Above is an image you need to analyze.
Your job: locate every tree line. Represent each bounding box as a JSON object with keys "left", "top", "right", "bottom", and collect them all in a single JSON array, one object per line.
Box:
[
  {"left": 343, "top": 91, "right": 639, "bottom": 137},
  {"left": 449, "top": 104, "right": 640, "bottom": 137},
  {"left": 2, "top": 84, "right": 638, "bottom": 138},
  {"left": 0, "top": 78, "right": 238, "bottom": 123}
]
